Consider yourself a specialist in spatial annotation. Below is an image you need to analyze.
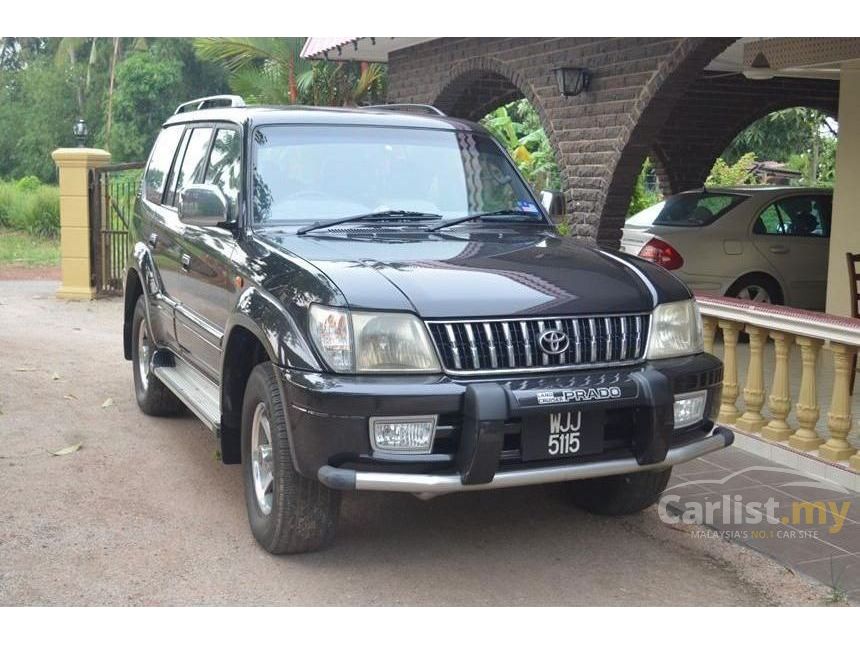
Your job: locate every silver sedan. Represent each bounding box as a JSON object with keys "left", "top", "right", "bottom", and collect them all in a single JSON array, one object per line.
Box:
[{"left": 620, "top": 186, "right": 832, "bottom": 310}]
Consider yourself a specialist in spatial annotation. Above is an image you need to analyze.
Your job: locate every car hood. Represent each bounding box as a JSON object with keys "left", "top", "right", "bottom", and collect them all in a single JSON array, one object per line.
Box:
[{"left": 257, "top": 228, "right": 661, "bottom": 318}]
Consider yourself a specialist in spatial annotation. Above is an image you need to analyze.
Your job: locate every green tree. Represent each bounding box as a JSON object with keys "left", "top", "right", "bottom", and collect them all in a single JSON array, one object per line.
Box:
[
  {"left": 194, "top": 37, "right": 386, "bottom": 107},
  {"left": 107, "top": 50, "right": 183, "bottom": 161},
  {"left": 706, "top": 152, "right": 761, "bottom": 186},
  {"left": 481, "top": 99, "right": 561, "bottom": 192},
  {"left": 724, "top": 107, "right": 836, "bottom": 185},
  {"left": 0, "top": 59, "right": 77, "bottom": 181},
  {"left": 627, "top": 158, "right": 661, "bottom": 215}
]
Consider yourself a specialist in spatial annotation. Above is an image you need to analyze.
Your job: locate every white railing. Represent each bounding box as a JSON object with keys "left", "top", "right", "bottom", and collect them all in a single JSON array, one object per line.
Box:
[{"left": 697, "top": 294, "right": 860, "bottom": 472}]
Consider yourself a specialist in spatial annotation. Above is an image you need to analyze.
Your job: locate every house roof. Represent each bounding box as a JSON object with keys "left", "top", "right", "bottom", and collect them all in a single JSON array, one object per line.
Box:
[{"left": 300, "top": 37, "right": 435, "bottom": 62}]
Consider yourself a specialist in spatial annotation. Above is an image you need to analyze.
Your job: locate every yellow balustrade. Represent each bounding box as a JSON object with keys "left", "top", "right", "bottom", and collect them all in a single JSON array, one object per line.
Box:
[
  {"left": 699, "top": 295, "right": 860, "bottom": 471},
  {"left": 820, "top": 343, "right": 859, "bottom": 462},
  {"left": 736, "top": 325, "right": 768, "bottom": 433},
  {"left": 762, "top": 331, "right": 794, "bottom": 442},
  {"left": 789, "top": 336, "right": 824, "bottom": 451},
  {"left": 717, "top": 320, "right": 743, "bottom": 425},
  {"left": 703, "top": 317, "right": 717, "bottom": 355}
]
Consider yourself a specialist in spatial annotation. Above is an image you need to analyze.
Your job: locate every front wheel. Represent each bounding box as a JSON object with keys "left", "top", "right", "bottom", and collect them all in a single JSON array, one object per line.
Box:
[
  {"left": 568, "top": 468, "right": 672, "bottom": 516},
  {"left": 131, "top": 296, "right": 182, "bottom": 416},
  {"left": 241, "top": 362, "right": 340, "bottom": 554}
]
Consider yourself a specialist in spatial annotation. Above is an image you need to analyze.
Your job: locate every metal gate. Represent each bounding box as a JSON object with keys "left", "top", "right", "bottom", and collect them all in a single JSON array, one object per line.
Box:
[{"left": 89, "top": 162, "right": 144, "bottom": 296}]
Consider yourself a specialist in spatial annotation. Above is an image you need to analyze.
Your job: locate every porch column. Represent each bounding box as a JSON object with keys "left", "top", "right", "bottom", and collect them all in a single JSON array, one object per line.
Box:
[
  {"left": 51, "top": 148, "right": 111, "bottom": 300},
  {"left": 825, "top": 60, "right": 860, "bottom": 315}
]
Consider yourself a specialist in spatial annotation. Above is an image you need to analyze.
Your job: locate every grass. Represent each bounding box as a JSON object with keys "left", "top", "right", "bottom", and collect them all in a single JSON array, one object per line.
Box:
[{"left": 0, "top": 228, "right": 60, "bottom": 267}]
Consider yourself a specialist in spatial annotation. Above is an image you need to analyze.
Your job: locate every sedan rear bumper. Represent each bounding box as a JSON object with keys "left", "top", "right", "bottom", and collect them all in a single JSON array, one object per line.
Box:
[{"left": 318, "top": 426, "right": 734, "bottom": 498}]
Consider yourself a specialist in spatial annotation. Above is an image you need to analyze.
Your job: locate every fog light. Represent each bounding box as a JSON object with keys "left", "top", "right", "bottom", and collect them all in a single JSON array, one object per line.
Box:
[
  {"left": 674, "top": 391, "right": 707, "bottom": 428},
  {"left": 370, "top": 416, "right": 437, "bottom": 454}
]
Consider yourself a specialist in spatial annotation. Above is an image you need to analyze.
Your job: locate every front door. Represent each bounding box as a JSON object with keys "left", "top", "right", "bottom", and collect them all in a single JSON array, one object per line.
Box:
[{"left": 172, "top": 125, "right": 243, "bottom": 379}]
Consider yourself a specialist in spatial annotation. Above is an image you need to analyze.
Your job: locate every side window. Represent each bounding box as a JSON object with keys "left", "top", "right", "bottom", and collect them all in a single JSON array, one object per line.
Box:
[
  {"left": 754, "top": 204, "right": 786, "bottom": 235},
  {"left": 163, "top": 129, "right": 192, "bottom": 207},
  {"left": 173, "top": 127, "right": 214, "bottom": 205},
  {"left": 143, "top": 126, "right": 184, "bottom": 204},
  {"left": 205, "top": 128, "right": 242, "bottom": 218},
  {"left": 775, "top": 195, "right": 829, "bottom": 237}
]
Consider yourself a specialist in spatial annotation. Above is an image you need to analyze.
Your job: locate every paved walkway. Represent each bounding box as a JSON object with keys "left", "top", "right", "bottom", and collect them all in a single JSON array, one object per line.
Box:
[{"left": 668, "top": 445, "right": 860, "bottom": 602}]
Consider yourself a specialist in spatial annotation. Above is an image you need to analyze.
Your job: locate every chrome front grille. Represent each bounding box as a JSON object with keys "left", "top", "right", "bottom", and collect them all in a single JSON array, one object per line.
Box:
[{"left": 427, "top": 314, "right": 650, "bottom": 374}]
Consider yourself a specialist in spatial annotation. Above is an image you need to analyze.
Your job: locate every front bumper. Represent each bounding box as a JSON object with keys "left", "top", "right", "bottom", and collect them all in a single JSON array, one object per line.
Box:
[
  {"left": 282, "top": 352, "right": 726, "bottom": 495},
  {"left": 319, "top": 426, "right": 733, "bottom": 498}
]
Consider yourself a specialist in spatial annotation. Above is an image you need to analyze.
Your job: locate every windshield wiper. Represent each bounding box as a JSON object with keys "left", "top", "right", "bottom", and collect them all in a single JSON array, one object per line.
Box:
[
  {"left": 297, "top": 210, "right": 442, "bottom": 235},
  {"left": 428, "top": 209, "right": 541, "bottom": 232}
]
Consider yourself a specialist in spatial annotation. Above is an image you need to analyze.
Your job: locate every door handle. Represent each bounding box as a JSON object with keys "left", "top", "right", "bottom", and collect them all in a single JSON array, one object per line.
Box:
[
  {"left": 147, "top": 233, "right": 158, "bottom": 249},
  {"left": 181, "top": 253, "right": 191, "bottom": 271},
  {"left": 769, "top": 245, "right": 789, "bottom": 255}
]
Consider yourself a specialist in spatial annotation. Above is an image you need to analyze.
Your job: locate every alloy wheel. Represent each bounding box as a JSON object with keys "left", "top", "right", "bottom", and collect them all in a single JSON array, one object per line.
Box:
[{"left": 251, "top": 401, "right": 274, "bottom": 516}]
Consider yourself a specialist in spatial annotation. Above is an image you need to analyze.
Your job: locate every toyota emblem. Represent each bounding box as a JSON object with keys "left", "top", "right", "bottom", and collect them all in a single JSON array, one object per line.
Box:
[{"left": 538, "top": 329, "right": 569, "bottom": 355}]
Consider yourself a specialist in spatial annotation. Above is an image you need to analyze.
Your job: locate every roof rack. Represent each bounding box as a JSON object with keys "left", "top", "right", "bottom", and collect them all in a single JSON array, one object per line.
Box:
[
  {"left": 361, "top": 103, "right": 446, "bottom": 116},
  {"left": 174, "top": 95, "right": 246, "bottom": 115}
]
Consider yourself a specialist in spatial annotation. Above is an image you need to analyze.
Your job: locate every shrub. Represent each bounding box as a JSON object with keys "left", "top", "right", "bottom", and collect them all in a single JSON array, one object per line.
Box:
[
  {"left": 16, "top": 175, "right": 42, "bottom": 192},
  {"left": 25, "top": 186, "right": 60, "bottom": 237},
  {"left": 0, "top": 180, "right": 60, "bottom": 238},
  {"left": 0, "top": 182, "right": 18, "bottom": 227}
]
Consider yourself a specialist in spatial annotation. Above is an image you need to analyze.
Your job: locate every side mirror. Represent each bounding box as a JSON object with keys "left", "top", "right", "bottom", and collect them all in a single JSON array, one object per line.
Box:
[
  {"left": 178, "top": 184, "right": 228, "bottom": 227},
  {"left": 540, "top": 190, "right": 566, "bottom": 218}
]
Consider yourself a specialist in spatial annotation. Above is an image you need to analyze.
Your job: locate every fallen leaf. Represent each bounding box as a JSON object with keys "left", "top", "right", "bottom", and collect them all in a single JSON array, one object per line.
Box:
[
  {"left": 49, "top": 443, "right": 81, "bottom": 456},
  {"left": 14, "top": 367, "right": 36, "bottom": 372},
  {"left": 63, "top": 393, "right": 78, "bottom": 400},
  {"left": 101, "top": 398, "right": 114, "bottom": 408},
  {"left": 51, "top": 372, "right": 61, "bottom": 381}
]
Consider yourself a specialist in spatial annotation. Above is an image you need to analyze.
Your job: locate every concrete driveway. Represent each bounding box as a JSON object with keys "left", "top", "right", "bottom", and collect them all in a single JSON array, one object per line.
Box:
[{"left": 0, "top": 280, "right": 832, "bottom": 605}]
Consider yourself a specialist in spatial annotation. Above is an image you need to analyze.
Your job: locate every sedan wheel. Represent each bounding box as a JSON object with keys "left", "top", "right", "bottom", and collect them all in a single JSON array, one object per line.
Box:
[{"left": 735, "top": 285, "right": 772, "bottom": 303}]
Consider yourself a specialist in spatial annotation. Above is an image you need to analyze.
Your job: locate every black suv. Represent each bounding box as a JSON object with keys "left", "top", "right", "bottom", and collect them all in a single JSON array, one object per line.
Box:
[{"left": 123, "top": 94, "right": 730, "bottom": 554}]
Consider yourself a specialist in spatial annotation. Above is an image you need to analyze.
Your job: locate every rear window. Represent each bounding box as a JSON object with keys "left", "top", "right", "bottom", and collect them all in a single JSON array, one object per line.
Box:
[{"left": 627, "top": 192, "right": 748, "bottom": 227}]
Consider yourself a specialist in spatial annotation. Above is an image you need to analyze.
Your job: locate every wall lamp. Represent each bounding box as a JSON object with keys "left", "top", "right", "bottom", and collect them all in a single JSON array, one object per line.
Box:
[{"left": 554, "top": 67, "right": 592, "bottom": 97}]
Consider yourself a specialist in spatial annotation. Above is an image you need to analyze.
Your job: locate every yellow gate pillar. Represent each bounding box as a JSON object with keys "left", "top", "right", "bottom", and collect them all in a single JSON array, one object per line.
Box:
[{"left": 51, "top": 147, "right": 112, "bottom": 300}]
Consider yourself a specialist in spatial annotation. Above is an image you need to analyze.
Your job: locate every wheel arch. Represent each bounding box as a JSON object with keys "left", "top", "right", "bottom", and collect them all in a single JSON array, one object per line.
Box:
[
  {"left": 219, "top": 321, "right": 274, "bottom": 464},
  {"left": 219, "top": 288, "right": 320, "bottom": 464}
]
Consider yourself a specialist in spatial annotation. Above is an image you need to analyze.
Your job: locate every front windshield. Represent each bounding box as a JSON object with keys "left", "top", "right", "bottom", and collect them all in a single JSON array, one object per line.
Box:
[{"left": 252, "top": 125, "right": 542, "bottom": 225}]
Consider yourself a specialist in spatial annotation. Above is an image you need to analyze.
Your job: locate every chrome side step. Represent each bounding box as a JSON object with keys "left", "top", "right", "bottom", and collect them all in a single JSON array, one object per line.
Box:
[{"left": 153, "top": 357, "right": 220, "bottom": 434}]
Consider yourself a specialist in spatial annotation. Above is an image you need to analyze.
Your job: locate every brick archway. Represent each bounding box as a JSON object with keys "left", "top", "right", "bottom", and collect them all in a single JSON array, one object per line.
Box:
[
  {"left": 651, "top": 73, "right": 840, "bottom": 195},
  {"left": 386, "top": 37, "right": 741, "bottom": 246}
]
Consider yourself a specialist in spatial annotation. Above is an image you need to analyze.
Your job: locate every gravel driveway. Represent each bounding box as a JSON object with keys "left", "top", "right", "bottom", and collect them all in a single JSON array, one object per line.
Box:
[{"left": 0, "top": 280, "right": 833, "bottom": 605}]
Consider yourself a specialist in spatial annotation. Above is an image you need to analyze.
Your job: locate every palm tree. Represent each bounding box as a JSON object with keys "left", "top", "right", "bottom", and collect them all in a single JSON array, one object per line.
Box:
[
  {"left": 194, "top": 37, "right": 385, "bottom": 107},
  {"left": 194, "top": 38, "right": 308, "bottom": 104}
]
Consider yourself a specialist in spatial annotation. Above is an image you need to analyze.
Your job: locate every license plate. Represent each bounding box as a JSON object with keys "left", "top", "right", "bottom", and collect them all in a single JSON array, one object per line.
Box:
[{"left": 521, "top": 409, "right": 605, "bottom": 461}]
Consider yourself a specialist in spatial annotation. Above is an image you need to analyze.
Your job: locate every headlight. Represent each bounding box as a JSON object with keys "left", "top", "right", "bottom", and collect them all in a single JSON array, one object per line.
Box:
[
  {"left": 308, "top": 304, "right": 440, "bottom": 373},
  {"left": 645, "top": 299, "right": 704, "bottom": 360}
]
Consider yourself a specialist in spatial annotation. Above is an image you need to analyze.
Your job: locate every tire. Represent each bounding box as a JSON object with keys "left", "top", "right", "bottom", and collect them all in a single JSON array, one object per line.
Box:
[
  {"left": 725, "top": 274, "right": 783, "bottom": 305},
  {"left": 131, "top": 296, "right": 182, "bottom": 416},
  {"left": 568, "top": 467, "right": 672, "bottom": 516},
  {"left": 241, "top": 362, "right": 340, "bottom": 554}
]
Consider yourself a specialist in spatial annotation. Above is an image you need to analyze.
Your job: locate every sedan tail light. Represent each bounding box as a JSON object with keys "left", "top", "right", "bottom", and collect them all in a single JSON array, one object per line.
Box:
[{"left": 638, "top": 238, "right": 684, "bottom": 270}]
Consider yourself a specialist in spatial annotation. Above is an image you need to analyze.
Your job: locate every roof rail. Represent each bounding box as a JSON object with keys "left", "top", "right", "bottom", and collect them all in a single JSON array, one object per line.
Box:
[
  {"left": 361, "top": 103, "right": 446, "bottom": 117},
  {"left": 174, "top": 95, "right": 246, "bottom": 115}
]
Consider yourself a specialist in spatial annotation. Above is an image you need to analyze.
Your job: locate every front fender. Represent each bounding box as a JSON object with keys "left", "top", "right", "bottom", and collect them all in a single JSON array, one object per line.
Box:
[{"left": 224, "top": 286, "right": 320, "bottom": 371}]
